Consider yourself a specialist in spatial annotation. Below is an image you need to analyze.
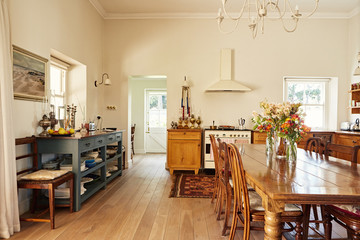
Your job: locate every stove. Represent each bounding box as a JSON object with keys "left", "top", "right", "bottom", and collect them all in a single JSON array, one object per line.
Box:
[{"left": 203, "top": 128, "right": 252, "bottom": 169}]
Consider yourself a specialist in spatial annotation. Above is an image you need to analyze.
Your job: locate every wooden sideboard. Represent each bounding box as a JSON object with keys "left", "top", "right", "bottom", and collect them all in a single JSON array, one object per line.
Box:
[
  {"left": 167, "top": 129, "right": 202, "bottom": 174},
  {"left": 37, "top": 130, "right": 124, "bottom": 211}
]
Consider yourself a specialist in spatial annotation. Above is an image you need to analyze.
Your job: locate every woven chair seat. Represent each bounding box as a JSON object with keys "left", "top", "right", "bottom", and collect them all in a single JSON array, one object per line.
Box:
[{"left": 248, "top": 190, "right": 301, "bottom": 212}]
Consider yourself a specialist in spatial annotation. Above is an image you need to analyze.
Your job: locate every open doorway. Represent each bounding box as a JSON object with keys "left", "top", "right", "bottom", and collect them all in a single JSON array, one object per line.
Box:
[
  {"left": 129, "top": 75, "right": 167, "bottom": 156},
  {"left": 145, "top": 90, "right": 167, "bottom": 153}
]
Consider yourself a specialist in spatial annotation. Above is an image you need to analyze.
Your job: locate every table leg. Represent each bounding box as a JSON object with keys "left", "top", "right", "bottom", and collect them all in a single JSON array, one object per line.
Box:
[{"left": 264, "top": 210, "right": 282, "bottom": 240}]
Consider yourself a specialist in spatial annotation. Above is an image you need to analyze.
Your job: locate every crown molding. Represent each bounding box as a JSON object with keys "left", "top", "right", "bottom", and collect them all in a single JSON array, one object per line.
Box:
[
  {"left": 88, "top": 0, "right": 360, "bottom": 20},
  {"left": 89, "top": 0, "right": 106, "bottom": 18}
]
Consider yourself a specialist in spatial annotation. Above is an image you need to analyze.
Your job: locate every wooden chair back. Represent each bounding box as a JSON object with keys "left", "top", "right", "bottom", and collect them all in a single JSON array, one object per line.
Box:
[
  {"left": 15, "top": 136, "right": 38, "bottom": 176},
  {"left": 227, "top": 143, "right": 251, "bottom": 239},
  {"left": 325, "top": 142, "right": 360, "bottom": 163},
  {"left": 305, "top": 137, "right": 322, "bottom": 154},
  {"left": 218, "top": 138, "right": 230, "bottom": 186},
  {"left": 209, "top": 134, "right": 220, "bottom": 179}
]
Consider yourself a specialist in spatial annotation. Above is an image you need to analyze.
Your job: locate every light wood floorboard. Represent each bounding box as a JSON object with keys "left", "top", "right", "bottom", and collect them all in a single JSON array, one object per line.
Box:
[{"left": 10, "top": 153, "right": 347, "bottom": 240}]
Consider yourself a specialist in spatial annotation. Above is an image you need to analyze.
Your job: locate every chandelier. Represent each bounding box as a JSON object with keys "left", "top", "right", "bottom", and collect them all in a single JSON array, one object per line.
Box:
[{"left": 217, "top": 0, "right": 319, "bottom": 38}]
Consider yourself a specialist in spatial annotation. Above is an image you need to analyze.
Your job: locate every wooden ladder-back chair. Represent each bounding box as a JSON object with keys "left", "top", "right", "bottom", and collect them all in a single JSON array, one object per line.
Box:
[
  {"left": 322, "top": 142, "right": 360, "bottom": 239},
  {"left": 209, "top": 135, "right": 220, "bottom": 211},
  {"left": 217, "top": 139, "right": 233, "bottom": 236},
  {"left": 227, "top": 143, "right": 303, "bottom": 240},
  {"left": 305, "top": 137, "right": 322, "bottom": 154},
  {"left": 325, "top": 142, "right": 360, "bottom": 163},
  {"left": 303, "top": 137, "right": 325, "bottom": 239},
  {"left": 16, "top": 136, "right": 74, "bottom": 229},
  {"left": 131, "top": 124, "right": 136, "bottom": 159}
]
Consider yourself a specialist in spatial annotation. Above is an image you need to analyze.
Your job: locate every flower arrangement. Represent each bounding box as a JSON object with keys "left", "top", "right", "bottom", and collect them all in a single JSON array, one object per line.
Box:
[{"left": 252, "top": 100, "right": 311, "bottom": 159}]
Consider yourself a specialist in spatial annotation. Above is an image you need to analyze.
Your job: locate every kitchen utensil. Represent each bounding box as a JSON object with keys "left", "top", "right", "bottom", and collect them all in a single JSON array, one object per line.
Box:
[
  {"left": 340, "top": 122, "right": 350, "bottom": 131},
  {"left": 210, "top": 121, "right": 217, "bottom": 130},
  {"left": 354, "top": 118, "right": 360, "bottom": 131},
  {"left": 238, "top": 118, "right": 246, "bottom": 130}
]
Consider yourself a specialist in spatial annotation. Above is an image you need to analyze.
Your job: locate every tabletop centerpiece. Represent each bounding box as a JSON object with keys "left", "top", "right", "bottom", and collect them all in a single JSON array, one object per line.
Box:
[{"left": 252, "top": 100, "right": 310, "bottom": 160}]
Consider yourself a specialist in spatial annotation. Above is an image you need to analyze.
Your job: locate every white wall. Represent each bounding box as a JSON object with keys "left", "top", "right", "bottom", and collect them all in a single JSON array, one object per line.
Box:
[
  {"left": 349, "top": 10, "right": 360, "bottom": 123},
  {"left": 130, "top": 78, "right": 167, "bottom": 154},
  {"left": 9, "top": 0, "right": 104, "bottom": 138},
  {"left": 103, "top": 18, "right": 350, "bottom": 143},
  {"left": 9, "top": 0, "right": 104, "bottom": 214}
]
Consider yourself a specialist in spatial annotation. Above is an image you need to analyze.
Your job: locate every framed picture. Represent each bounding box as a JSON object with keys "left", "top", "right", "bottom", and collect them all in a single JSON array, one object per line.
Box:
[{"left": 12, "top": 45, "right": 48, "bottom": 101}]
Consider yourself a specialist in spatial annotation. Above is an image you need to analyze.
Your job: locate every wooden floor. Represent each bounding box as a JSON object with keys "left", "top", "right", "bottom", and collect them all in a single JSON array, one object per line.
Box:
[{"left": 11, "top": 154, "right": 346, "bottom": 240}]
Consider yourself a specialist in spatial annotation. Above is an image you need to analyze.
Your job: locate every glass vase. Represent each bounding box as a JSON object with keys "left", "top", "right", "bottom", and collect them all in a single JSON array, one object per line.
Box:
[
  {"left": 286, "top": 140, "right": 297, "bottom": 162},
  {"left": 265, "top": 132, "right": 274, "bottom": 156},
  {"left": 274, "top": 132, "right": 286, "bottom": 159}
]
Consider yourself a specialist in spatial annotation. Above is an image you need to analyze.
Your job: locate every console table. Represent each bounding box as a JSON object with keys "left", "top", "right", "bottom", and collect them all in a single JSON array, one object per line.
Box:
[{"left": 36, "top": 130, "right": 124, "bottom": 211}]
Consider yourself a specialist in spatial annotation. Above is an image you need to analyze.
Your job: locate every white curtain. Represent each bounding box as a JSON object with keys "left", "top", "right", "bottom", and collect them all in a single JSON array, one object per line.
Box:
[{"left": 0, "top": 0, "right": 20, "bottom": 238}]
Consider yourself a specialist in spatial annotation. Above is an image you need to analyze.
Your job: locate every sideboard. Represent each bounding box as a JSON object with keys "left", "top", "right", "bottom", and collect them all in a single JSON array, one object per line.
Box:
[{"left": 37, "top": 130, "right": 124, "bottom": 211}]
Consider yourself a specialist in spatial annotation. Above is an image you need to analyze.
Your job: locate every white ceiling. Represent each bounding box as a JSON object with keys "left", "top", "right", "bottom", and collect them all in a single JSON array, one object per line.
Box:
[{"left": 90, "top": 0, "right": 360, "bottom": 19}]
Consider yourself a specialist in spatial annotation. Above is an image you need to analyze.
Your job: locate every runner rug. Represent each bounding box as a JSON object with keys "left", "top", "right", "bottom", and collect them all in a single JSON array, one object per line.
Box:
[{"left": 169, "top": 174, "right": 215, "bottom": 198}]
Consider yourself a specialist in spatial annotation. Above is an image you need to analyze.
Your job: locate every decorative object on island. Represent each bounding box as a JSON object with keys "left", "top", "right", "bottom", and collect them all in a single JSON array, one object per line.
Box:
[
  {"left": 196, "top": 116, "right": 202, "bottom": 129},
  {"left": 217, "top": 0, "right": 319, "bottom": 39},
  {"left": 94, "top": 73, "right": 112, "bottom": 87},
  {"left": 354, "top": 52, "right": 360, "bottom": 76},
  {"left": 49, "top": 111, "right": 58, "bottom": 130},
  {"left": 65, "top": 104, "right": 77, "bottom": 129},
  {"left": 39, "top": 114, "right": 51, "bottom": 136},
  {"left": 252, "top": 100, "right": 310, "bottom": 160},
  {"left": 12, "top": 45, "right": 48, "bottom": 101}
]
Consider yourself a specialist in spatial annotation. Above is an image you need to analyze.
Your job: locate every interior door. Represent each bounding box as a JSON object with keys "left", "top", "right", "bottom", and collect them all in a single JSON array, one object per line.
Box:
[{"left": 145, "top": 90, "right": 167, "bottom": 153}]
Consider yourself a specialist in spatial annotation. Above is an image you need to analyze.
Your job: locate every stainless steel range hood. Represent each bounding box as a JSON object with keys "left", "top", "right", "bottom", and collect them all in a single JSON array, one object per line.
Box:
[{"left": 206, "top": 49, "right": 251, "bottom": 92}]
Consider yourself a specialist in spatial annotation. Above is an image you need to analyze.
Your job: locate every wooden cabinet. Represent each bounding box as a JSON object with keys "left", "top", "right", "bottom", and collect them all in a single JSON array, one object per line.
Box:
[
  {"left": 252, "top": 131, "right": 333, "bottom": 150},
  {"left": 334, "top": 133, "right": 360, "bottom": 162},
  {"left": 167, "top": 129, "right": 202, "bottom": 174},
  {"left": 252, "top": 131, "right": 267, "bottom": 144},
  {"left": 350, "top": 89, "right": 360, "bottom": 114}
]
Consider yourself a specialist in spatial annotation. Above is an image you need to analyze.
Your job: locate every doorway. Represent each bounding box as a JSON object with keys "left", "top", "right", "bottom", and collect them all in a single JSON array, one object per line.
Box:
[
  {"left": 129, "top": 75, "right": 167, "bottom": 156},
  {"left": 145, "top": 90, "right": 167, "bottom": 153}
]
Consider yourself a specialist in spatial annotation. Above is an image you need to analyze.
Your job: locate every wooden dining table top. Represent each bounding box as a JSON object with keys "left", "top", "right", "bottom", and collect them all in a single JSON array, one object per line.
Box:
[{"left": 241, "top": 144, "right": 360, "bottom": 210}]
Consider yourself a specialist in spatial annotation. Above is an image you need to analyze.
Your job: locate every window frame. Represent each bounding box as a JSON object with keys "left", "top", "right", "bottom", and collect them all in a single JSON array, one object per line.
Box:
[
  {"left": 49, "top": 56, "right": 69, "bottom": 120},
  {"left": 284, "top": 77, "right": 330, "bottom": 130}
]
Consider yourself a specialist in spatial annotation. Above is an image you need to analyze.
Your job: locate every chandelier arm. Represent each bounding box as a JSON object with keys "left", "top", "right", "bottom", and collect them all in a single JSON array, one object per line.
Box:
[
  {"left": 221, "top": 0, "right": 248, "bottom": 21},
  {"left": 280, "top": 17, "right": 298, "bottom": 33},
  {"left": 218, "top": 19, "right": 240, "bottom": 34},
  {"left": 285, "top": 0, "right": 319, "bottom": 19}
]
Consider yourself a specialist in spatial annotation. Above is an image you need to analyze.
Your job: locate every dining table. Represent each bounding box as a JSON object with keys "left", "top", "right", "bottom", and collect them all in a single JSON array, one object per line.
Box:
[{"left": 239, "top": 143, "right": 360, "bottom": 240}]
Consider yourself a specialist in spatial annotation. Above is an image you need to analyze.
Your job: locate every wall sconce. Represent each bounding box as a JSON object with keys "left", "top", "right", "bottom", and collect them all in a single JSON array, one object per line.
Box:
[
  {"left": 355, "top": 52, "right": 360, "bottom": 76},
  {"left": 95, "top": 73, "right": 112, "bottom": 87}
]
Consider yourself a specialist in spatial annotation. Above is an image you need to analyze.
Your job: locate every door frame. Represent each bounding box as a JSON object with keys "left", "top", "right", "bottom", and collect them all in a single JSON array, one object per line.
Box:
[{"left": 144, "top": 88, "right": 167, "bottom": 153}]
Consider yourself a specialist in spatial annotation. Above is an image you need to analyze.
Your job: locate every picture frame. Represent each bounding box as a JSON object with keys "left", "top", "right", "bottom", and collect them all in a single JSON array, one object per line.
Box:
[{"left": 12, "top": 45, "right": 48, "bottom": 101}]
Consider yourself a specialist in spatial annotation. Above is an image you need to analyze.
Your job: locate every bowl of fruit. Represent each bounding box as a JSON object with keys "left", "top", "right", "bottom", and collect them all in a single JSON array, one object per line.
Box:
[{"left": 48, "top": 128, "right": 75, "bottom": 137}]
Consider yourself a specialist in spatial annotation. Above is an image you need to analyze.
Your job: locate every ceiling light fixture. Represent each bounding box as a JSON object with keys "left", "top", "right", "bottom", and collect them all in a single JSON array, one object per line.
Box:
[
  {"left": 355, "top": 53, "right": 360, "bottom": 76},
  {"left": 95, "top": 73, "right": 112, "bottom": 87},
  {"left": 217, "top": 0, "right": 319, "bottom": 39}
]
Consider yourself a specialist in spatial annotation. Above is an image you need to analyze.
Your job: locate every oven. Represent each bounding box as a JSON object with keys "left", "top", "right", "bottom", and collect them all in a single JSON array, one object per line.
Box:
[{"left": 203, "top": 129, "right": 251, "bottom": 169}]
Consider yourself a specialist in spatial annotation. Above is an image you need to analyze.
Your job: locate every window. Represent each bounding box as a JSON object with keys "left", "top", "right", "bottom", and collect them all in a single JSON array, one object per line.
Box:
[
  {"left": 49, "top": 57, "right": 69, "bottom": 120},
  {"left": 284, "top": 77, "right": 330, "bottom": 130},
  {"left": 147, "top": 91, "right": 167, "bottom": 128}
]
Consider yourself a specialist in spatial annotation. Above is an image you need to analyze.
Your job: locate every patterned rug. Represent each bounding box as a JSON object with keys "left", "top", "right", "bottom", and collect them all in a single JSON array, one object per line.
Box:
[{"left": 169, "top": 174, "right": 215, "bottom": 198}]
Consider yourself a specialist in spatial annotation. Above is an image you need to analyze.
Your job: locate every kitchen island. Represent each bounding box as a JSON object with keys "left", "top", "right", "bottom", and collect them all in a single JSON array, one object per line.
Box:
[{"left": 37, "top": 130, "right": 124, "bottom": 211}]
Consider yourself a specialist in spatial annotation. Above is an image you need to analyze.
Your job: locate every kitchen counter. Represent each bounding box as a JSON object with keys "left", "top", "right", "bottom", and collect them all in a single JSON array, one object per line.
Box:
[{"left": 335, "top": 130, "right": 360, "bottom": 135}]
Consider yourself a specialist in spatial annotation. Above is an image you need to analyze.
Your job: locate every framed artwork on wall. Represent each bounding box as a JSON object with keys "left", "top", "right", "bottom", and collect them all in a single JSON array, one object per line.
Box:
[{"left": 12, "top": 45, "right": 48, "bottom": 101}]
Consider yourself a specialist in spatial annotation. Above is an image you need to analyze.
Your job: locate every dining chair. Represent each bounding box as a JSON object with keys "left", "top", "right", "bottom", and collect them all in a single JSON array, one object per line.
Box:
[
  {"left": 227, "top": 143, "right": 303, "bottom": 240},
  {"left": 209, "top": 135, "right": 221, "bottom": 213},
  {"left": 16, "top": 136, "right": 74, "bottom": 229},
  {"left": 321, "top": 142, "right": 360, "bottom": 239},
  {"left": 303, "top": 136, "right": 323, "bottom": 234},
  {"left": 217, "top": 138, "right": 233, "bottom": 236},
  {"left": 131, "top": 124, "right": 136, "bottom": 160},
  {"left": 313, "top": 133, "right": 333, "bottom": 154},
  {"left": 324, "top": 142, "right": 360, "bottom": 163},
  {"left": 305, "top": 137, "right": 322, "bottom": 154}
]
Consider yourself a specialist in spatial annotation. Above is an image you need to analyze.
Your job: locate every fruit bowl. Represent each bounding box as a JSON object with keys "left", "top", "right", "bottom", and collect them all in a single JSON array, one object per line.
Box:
[{"left": 49, "top": 130, "right": 72, "bottom": 137}]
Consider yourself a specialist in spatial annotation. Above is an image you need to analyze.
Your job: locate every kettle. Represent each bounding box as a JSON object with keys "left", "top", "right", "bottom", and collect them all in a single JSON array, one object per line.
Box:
[{"left": 351, "top": 118, "right": 360, "bottom": 131}]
